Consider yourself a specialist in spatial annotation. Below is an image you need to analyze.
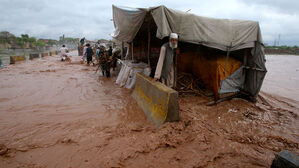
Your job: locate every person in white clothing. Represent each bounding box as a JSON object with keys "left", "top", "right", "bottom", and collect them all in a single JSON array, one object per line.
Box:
[
  {"left": 153, "top": 33, "right": 179, "bottom": 88},
  {"left": 59, "top": 44, "right": 69, "bottom": 61}
]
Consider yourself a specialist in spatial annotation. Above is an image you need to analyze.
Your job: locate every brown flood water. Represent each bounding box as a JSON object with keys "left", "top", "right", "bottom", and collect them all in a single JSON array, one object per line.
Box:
[{"left": 0, "top": 52, "right": 298, "bottom": 168}]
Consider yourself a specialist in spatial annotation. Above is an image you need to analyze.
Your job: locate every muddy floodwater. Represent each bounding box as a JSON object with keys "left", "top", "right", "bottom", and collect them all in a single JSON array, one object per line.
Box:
[
  {"left": 262, "top": 55, "right": 299, "bottom": 102},
  {"left": 0, "top": 52, "right": 298, "bottom": 168}
]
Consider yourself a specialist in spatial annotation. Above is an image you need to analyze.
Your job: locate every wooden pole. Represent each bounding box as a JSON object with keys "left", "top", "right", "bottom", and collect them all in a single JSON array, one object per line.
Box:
[
  {"left": 147, "top": 23, "right": 151, "bottom": 67},
  {"left": 121, "top": 42, "right": 124, "bottom": 60},
  {"left": 243, "top": 49, "right": 248, "bottom": 75},
  {"left": 242, "top": 48, "right": 248, "bottom": 88},
  {"left": 131, "top": 41, "right": 134, "bottom": 60},
  {"left": 243, "top": 49, "right": 248, "bottom": 66}
]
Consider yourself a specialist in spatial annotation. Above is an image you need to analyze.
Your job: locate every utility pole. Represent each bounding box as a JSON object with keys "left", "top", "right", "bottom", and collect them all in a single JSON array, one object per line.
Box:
[{"left": 278, "top": 34, "right": 280, "bottom": 46}]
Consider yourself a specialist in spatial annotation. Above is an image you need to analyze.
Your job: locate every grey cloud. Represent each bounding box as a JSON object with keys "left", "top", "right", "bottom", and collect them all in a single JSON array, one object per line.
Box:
[
  {"left": 0, "top": 0, "right": 298, "bottom": 45},
  {"left": 239, "top": 0, "right": 299, "bottom": 15}
]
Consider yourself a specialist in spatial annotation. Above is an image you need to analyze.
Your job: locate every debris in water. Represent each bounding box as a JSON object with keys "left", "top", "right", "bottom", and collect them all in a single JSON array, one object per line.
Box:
[
  {"left": 0, "top": 144, "right": 8, "bottom": 155},
  {"left": 176, "top": 73, "right": 213, "bottom": 97}
]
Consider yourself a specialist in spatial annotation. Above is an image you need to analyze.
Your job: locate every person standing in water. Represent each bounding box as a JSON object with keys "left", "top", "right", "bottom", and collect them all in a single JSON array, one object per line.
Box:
[
  {"left": 80, "top": 37, "right": 85, "bottom": 45},
  {"left": 82, "top": 44, "right": 88, "bottom": 63},
  {"left": 153, "top": 33, "right": 179, "bottom": 88},
  {"left": 86, "top": 44, "right": 93, "bottom": 65},
  {"left": 95, "top": 47, "right": 100, "bottom": 64}
]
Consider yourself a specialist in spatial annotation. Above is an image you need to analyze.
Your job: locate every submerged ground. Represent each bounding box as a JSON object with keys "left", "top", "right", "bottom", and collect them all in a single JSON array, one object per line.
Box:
[{"left": 0, "top": 52, "right": 298, "bottom": 168}]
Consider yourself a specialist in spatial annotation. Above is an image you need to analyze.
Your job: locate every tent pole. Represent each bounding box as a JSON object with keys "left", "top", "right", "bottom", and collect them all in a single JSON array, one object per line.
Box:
[
  {"left": 243, "top": 49, "right": 248, "bottom": 66},
  {"left": 243, "top": 49, "right": 248, "bottom": 73},
  {"left": 219, "top": 43, "right": 232, "bottom": 101},
  {"left": 242, "top": 48, "right": 248, "bottom": 89},
  {"left": 131, "top": 41, "right": 134, "bottom": 60},
  {"left": 147, "top": 22, "right": 151, "bottom": 67},
  {"left": 121, "top": 42, "right": 124, "bottom": 60},
  {"left": 223, "top": 42, "right": 232, "bottom": 77}
]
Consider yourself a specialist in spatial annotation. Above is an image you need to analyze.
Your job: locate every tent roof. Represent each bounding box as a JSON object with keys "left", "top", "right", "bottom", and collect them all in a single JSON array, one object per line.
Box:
[{"left": 111, "top": 5, "right": 263, "bottom": 51}]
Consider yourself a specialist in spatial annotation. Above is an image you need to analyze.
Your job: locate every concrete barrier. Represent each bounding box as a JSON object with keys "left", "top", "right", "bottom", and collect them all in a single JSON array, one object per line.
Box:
[
  {"left": 41, "top": 52, "right": 49, "bottom": 57},
  {"left": 132, "top": 73, "right": 179, "bottom": 126},
  {"left": 50, "top": 51, "right": 56, "bottom": 56},
  {"left": 10, "top": 55, "right": 26, "bottom": 64},
  {"left": 271, "top": 150, "right": 299, "bottom": 168},
  {"left": 29, "top": 53, "right": 39, "bottom": 60}
]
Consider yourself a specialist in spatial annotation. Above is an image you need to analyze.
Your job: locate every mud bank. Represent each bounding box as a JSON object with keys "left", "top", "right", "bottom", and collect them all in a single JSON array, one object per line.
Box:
[{"left": 0, "top": 53, "right": 298, "bottom": 168}]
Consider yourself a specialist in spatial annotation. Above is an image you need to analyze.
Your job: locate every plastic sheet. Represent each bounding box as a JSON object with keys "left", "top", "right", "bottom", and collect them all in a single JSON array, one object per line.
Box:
[{"left": 116, "top": 60, "right": 151, "bottom": 89}]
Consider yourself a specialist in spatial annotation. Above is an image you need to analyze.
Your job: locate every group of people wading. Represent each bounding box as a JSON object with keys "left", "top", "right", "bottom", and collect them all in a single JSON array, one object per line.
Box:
[
  {"left": 80, "top": 38, "right": 118, "bottom": 78},
  {"left": 61, "top": 32, "right": 179, "bottom": 83},
  {"left": 59, "top": 38, "right": 119, "bottom": 78}
]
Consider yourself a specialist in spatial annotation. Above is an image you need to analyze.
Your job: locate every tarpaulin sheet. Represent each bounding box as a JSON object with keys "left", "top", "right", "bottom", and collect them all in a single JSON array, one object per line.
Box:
[
  {"left": 112, "top": 5, "right": 267, "bottom": 100},
  {"left": 219, "top": 66, "right": 245, "bottom": 94},
  {"left": 111, "top": 6, "right": 147, "bottom": 42},
  {"left": 112, "top": 5, "right": 262, "bottom": 51}
]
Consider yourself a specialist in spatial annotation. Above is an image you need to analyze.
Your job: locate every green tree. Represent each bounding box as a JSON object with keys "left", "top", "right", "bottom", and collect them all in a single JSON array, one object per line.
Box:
[
  {"left": 21, "top": 34, "right": 29, "bottom": 42},
  {"left": 34, "top": 40, "right": 45, "bottom": 47},
  {"left": 47, "top": 40, "right": 57, "bottom": 45},
  {"left": 15, "top": 37, "right": 24, "bottom": 47},
  {"left": 28, "top": 37, "right": 36, "bottom": 43}
]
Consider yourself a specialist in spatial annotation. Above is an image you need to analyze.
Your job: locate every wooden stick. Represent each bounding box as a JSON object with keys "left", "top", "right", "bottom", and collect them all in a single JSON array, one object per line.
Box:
[
  {"left": 147, "top": 22, "right": 151, "bottom": 67},
  {"left": 243, "top": 48, "right": 248, "bottom": 76},
  {"left": 121, "top": 42, "right": 124, "bottom": 60},
  {"left": 206, "top": 93, "right": 240, "bottom": 106},
  {"left": 131, "top": 41, "right": 134, "bottom": 61}
]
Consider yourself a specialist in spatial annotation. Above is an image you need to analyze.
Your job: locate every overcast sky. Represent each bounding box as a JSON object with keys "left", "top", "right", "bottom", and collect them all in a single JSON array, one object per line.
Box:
[{"left": 1, "top": 0, "right": 298, "bottom": 46}]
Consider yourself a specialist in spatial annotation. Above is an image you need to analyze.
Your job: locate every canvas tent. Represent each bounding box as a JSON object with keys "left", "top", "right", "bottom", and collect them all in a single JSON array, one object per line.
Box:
[{"left": 111, "top": 5, "right": 267, "bottom": 101}]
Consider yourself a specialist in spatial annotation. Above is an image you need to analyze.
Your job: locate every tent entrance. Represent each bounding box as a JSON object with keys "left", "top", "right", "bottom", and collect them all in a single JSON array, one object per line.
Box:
[
  {"left": 128, "top": 13, "right": 251, "bottom": 101},
  {"left": 177, "top": 42, "right": 250, "bottom": 100}
]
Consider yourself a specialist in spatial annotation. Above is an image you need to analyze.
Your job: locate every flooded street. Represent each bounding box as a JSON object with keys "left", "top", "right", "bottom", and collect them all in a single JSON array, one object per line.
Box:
[{"left": 0, "top": 53, "right": 298, "bottom": 168}]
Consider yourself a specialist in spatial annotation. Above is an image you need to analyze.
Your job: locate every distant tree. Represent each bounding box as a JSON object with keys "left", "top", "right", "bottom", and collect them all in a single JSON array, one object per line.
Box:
[
  {"left": 47, "top": 40, "right": 57, "bottom": 45},
  {"left": 15, "top": 37, "right": 24, "bottom": 46},
  {"left": 28, "top": 37, "right": 36, "bottom": 43},
  {"left": 20, "top": 34, "right": 30, "bottom": 43},
  {"left": 34, "top": 40, "right": 46, "bottom": 47},
  {"left": 21, "top": 34, "right": 29, "bottom": 39}
]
